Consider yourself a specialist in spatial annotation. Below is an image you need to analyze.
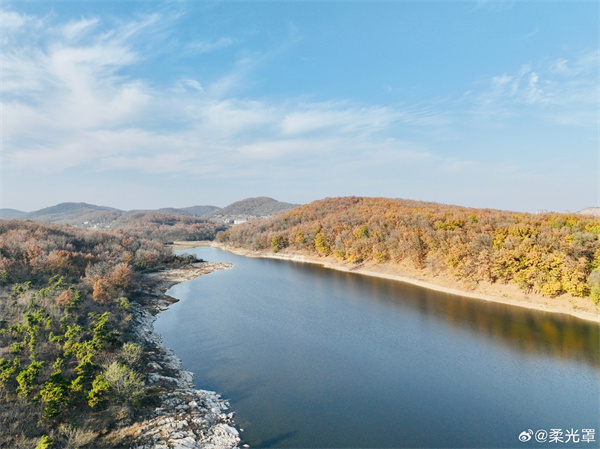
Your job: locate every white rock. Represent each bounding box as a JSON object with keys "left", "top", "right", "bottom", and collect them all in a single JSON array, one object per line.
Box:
[
  {"left": 148, "top": 361, "right": 163, "bottom": 370},
  {"left": 169, "top": 436, "right": 197, "bottom": 449},
  {"left": 224, "top": 425, "right": 239, "bottom": 436},
  {"left": 130, "top": 272, "right": 241, "bottom": 449},
  {"left": 168, "top": 431, "right": 188, "bottom": 439}
]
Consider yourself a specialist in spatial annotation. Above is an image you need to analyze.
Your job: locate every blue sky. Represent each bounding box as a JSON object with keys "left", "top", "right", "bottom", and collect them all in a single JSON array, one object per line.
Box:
[{"left": 1, "top": 1, "right": 598, "bottom": 213}]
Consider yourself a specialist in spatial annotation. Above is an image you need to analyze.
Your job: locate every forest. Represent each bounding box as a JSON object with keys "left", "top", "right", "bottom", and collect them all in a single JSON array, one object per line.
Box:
[
  {"left": 217, "top": 196, "right": 600, "bottom": 302},
  {"left": 109, "top": 212, "right": 227, "bottom": 243},
  {"left": 0, "top": 219, "right": 198, "bottom": 448},
  {"left": 1, "top": 196, "right": 598, "bottom": 446}
]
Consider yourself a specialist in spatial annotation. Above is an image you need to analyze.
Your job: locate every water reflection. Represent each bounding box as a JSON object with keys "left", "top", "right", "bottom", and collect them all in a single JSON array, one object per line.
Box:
[
  {"left": 160, "top": 247, "right": 599, "bottom": 448},
  {"left": 297, "top": 262, "right": 600, "bottom": 368}
]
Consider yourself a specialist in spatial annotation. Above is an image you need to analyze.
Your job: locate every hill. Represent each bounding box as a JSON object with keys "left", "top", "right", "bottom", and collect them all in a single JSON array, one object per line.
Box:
[
  {"left": 217, "top": 196, "right": 600, "bottom": 302},
  {"left": 211, "top": 197, "right": 300, "bottom": 222},
  {"left": 21, "top": 202, "right": 122, "bottom": 223},
  {"left": 579, "top": 207, "right": 600, "bottom": 217},
  {"left": 5, "top": 202, "right": 226, "bottom": 242},
  {"left": 0, "top": 219, "right": 179, "bottom": 447},
  {"left": 127, "top": 205, "right": 220, "bottom": 218},
  {"left": 0, "top": 219, "right": 238, "bottom": 448},
  {"left": 54, "top": 210, "right": 226, "bottom": 243},
  {"left": 17, "top": 203, "right": 222, "bottom": 225},
  {"left": 0, "top": 208, "right": 26, "bottom": 219},
  {"left": 110, "top": 211, "right": 227, "bottom": 243},
  {"left": 6, "top": 199, "right": 296, "bottom": 227},
  {"left": 159, "top": 205, "right": 220, "bottom": 217}
]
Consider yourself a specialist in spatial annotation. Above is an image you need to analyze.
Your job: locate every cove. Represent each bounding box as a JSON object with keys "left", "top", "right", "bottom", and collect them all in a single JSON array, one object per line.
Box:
[{"left": 155, "top": 246, "right": 600, "bottom": 448}]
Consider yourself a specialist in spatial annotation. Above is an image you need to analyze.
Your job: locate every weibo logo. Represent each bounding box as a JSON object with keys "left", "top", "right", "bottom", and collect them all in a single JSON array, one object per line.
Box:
[{"left": 519, "top": 430, "right": 533, "bottom": 442}]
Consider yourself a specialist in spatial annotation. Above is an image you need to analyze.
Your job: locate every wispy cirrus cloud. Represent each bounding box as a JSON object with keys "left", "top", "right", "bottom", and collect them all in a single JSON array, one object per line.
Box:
[
  {"left": 471, "top": 51, "right": 599, "bottom": 126},
  {"left": 1, "top": 8, "right": 451, "bottom": 179},
  {"left": 62, "top": 17, "right": 99, "bottom": 40},
  {"left": 3, "top": 6, "right": 595, "bottom": 214}
]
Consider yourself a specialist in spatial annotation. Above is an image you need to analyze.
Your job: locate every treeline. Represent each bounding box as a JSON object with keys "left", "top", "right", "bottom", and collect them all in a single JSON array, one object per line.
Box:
[
  {"left": 112, "top": 212, "right": 227, "bottom": 243},
  {"left": 0, "top": 220, "right": 195, "bottom": 448},
  {"left": 217, "top": 197, "right": 600, "bottom": 301}
]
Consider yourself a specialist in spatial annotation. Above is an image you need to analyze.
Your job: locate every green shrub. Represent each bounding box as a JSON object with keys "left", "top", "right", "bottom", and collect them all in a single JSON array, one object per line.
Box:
[
  {"left": 35, "top": 435, "right": 53, "bottom": 449},
  {"left": 87, "top": 374, "right": 110, "bottom": 408},
  {"left": 16, "top": 360, "right": 43, "bottom": 398},
  {"left": 102, "top": 361, "right": 143, "bottom": 401},
  {"left": 40, "top": 370, "right": 70, "bottom": 418},
  {"left": 117, "top": 296, "right": 131, "bottom": 311},
  {"left": 0, "top": 358, "right": 20, "bottom": 392}
]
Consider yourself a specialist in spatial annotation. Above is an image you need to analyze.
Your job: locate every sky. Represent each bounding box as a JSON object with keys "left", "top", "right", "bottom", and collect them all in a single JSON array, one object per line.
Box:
[{"left": 1, "top": 1, "right": 598, "bottom": 213}]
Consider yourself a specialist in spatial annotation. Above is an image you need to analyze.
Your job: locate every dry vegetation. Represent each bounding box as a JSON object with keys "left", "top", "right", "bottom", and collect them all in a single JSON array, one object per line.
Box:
[
  {"left": 217, "top": 196, "right": 600, "bottom": 302},
  {"left": 111, "top": 212, "right": 227, "bottom": 243},
  {"left": 2, "top": 196, "right": 598, "bottom": 447},
  {"left": 0, "top": 220, "right": 199, "bottom": 448}
]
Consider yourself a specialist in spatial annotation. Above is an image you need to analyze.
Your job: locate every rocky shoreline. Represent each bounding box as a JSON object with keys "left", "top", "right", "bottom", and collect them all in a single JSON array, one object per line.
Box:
[{"left": 124, "top": 262, "right": 242, "bottom": 449}]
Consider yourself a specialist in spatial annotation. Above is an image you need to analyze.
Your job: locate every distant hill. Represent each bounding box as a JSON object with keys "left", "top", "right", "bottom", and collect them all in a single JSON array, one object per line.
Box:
[
  {"left": 2, "top": 202, "right": 226, "bottom": 242},
  {"left": 4, "top": 198, "right": 298, "bottom": 229},
  {"left": 176, "top": 205, "right": 221, "bottom": 216},
  {"left": 0, "top": 208, "right": 26, "bottom": 220},
  {"left": 211, "top": 197, "right": 300, "bottom": 221},
  {"left": 578, "top": 207, "right": 600, "bottom": 217},
  {"left": 130, "top": 205, "right": 221, "bottom": 218},
  {"left": 6, "top": 202, "right": 221, "bottom": 227},
  {"left": 22, "top": 202, "right": 122, "bottom": 223}
]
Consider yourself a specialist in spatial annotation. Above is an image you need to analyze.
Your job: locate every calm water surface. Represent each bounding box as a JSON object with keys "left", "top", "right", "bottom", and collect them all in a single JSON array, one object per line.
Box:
[{"left": 155, "top": 247, "right": 600, "bottom": 448}]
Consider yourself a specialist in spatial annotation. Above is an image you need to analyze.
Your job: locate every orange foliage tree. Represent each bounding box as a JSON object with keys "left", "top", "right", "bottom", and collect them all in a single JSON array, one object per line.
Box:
[{"left": 217, "top": 197, "right": 600, "bottom": 300}]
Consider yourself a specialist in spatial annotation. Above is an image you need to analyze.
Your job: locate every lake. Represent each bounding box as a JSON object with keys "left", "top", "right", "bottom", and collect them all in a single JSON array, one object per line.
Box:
[{"left": 155, "top": 246, "right": 600, "bottom": 448}]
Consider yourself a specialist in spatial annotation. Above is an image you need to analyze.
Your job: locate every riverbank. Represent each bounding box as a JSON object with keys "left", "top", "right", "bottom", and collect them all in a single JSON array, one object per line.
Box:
[
  {"left": 174, "top": 241, "right": 599, "bottom": 324},
  {"left": 119, "top": 261, "right": 242, "bottom": 449}
]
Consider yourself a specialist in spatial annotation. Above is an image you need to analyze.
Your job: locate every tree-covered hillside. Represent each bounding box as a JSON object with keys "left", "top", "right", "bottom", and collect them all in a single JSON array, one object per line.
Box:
[
  {"left": 21, "top": 203, "right": 121, "bottom": 222},
  {"left": 109, "top": 212, "right": 227, "bottom": 242},
  {"left": 13, "top": 203, "right": 226, "bottom": 241},
  {"left": 0, "top": 220, "right": 198, "bottom": 448},
  {"left": 210, "top": 197, "right": 299, "bottom": 218},
  {"left": 0, "top": 209, "right": 27, "bottom": 220},
  {"left": 217, "top": 196, "right": 600, "bottom": 301}
]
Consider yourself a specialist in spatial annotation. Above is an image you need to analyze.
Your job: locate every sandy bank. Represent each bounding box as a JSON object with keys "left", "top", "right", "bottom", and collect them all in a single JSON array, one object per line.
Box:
[{"left": 176, "top": 241, "right": 599, "bottom": 324}]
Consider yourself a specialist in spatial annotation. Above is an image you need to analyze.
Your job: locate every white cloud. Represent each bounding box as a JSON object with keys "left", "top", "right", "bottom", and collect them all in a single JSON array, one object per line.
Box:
[
  {"left": 181, "top": 79, "right": 203, "bottom": 91},
  {"left": 62, "top": 17, "right": 99, "bottom": 40},
  {"left": 473, "top": 51, "right": 598, "bottom": 126},
  {"left": 0, "top": 9, "right": 42, "bottom": 32},
  {"left": 1, "top": 9, "right": 27, "bottom": 29},
  {"left": 0, "top": 8, "right": 485, "bottom": 196},
  {"left": 280, "top": 105, "right": 398, "bottom": 136},
  {"left": 550, "top": 51, "right": 599, "bottom": 77}
]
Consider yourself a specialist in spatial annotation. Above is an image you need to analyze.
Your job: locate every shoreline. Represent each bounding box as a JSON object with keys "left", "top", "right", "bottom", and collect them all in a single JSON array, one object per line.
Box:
[
  {"left": 124, "top": 261, "right": 242, "bottom": 449},
  {"left": 175, "top": 241, "right": 600, "bottom": 324}
]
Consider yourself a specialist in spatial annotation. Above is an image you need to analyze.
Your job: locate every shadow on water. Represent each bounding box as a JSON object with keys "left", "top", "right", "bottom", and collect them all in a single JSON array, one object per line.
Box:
[
  {"left": 291, "top": 261, "right": 600, "bottom": 368},
  {"left": 253, "top": 431, "right": 298, "bottom": 448},
  {"left": 168, "top": 247, "right": 600, "bottom": 449},
  {"left": 213, "top": 379, "right": 266, "bottom": 404}
]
